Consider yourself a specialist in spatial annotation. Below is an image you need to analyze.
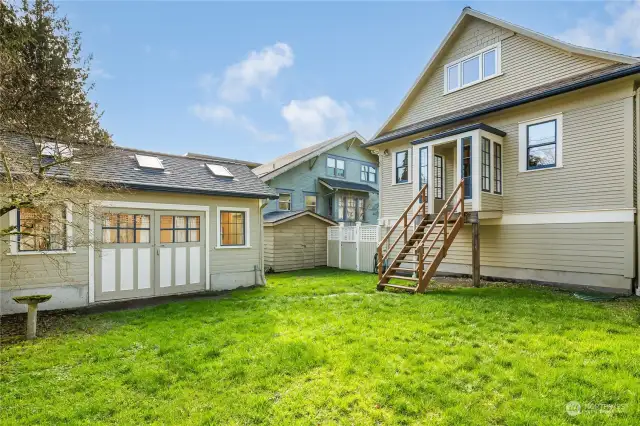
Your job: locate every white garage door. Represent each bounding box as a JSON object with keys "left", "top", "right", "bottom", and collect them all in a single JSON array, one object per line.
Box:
[{"left": 95, "top": 208, "right": 206, "bottom": 302}]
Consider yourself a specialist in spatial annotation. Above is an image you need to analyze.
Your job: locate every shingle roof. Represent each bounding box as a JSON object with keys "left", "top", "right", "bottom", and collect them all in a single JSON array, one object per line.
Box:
[
  {"left": 318, "top": 177, "right": 378, "bottom": 194},
  {"left": 263, "top": 210, "right": 337, "bottom": 225},
  {"left": 365, "top": 62, "right": 640, "bottom": 147},
  {"left": 253, "top": 131, "right": 365, "bottom": 180},
  {"left": 184, "top": 152, "right": 261, "bottom": 169},
  {"left": 0, "top": 132, "right": 278, "bottom": 199}
]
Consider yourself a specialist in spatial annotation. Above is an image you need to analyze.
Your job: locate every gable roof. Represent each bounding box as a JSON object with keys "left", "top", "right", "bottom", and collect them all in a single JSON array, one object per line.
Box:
[
  {"left": 372, "top": 7, "right": 639, "bottom": 140},
  {"left": 252, "top": 131, "right": 366, "bottom": 181},
  {"left": 365, "top": 62, "right": 640, "bottom": 147},
  {"left": 263, "top": 210, "right": 337, "bottom": 226},
  {"left": 1, "top": 132, "right": 278, "bottom": 199}
]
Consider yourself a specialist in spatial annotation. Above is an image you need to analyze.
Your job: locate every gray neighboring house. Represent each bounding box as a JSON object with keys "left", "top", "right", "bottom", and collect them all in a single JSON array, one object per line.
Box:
[
  {"left": 1, "top": 133, "right": 277, "bottom": 314},
  {"left": 253, "top": 131, "right": 380, "bottom": 225}
]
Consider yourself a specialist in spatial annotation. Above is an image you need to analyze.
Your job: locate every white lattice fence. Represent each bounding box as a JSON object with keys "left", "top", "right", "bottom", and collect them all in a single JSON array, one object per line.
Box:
[{"left": 327, "top": 223, "right": 381, "bottom": 273}]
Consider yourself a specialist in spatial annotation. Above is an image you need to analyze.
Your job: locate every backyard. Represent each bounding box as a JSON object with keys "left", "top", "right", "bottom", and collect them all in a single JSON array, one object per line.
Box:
[{"left": 1, "top": 268, "right": 639, "bottom": 425}]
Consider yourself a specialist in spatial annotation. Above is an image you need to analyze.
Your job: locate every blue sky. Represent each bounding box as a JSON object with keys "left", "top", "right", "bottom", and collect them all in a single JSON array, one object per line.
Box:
[{"left": 59, "top": 1, "right": 640, "bottom": 163}]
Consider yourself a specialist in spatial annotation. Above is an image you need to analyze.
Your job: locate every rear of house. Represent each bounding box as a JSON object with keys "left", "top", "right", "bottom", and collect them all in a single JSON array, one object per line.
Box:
[
  {"left": 367, "top": 8, "right": 640, "bottom": 294},
  {"left": 1, "top": 135, "right": 277, "bottom": 314}
]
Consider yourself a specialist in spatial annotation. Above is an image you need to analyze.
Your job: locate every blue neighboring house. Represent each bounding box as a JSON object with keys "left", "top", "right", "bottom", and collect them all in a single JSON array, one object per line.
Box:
[{"left": 253, "top": 131, "right": 379, "bottom": 225}]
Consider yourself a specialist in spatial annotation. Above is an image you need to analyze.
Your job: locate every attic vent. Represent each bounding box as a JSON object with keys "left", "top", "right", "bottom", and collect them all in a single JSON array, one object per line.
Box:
[
  {"left": 135, "top": 154, "right": 164, "bottom": 170},
  {"left": 206, "top": 164, "right": 233, "bottom": 178}
]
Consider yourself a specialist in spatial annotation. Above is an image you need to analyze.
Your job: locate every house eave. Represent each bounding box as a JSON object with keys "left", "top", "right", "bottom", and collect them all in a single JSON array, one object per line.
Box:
[{"left": 364, "top": 63, "right": 640, "bottom": 148}]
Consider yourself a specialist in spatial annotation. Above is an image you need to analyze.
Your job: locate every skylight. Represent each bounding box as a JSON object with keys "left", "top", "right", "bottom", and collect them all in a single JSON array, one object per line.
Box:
[
  {"left": 41, "top": 142, "right": 73, "bottom": 158},
  {"left": 206, "top": 164, "right": 234, "bottom": 178},
  {"left": 135, "top": 154, "right": 164, "bottom": 170}
]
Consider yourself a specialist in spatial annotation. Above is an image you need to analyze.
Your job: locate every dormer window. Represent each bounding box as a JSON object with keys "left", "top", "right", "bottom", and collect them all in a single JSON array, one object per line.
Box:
[{"left": 444, "top": 43, "right": 500, "bottom": 94}]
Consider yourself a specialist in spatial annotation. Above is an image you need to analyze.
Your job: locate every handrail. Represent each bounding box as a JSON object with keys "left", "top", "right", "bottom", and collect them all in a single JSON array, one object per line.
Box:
[
  {"left": 416, "top": 179, "right": 464, "bottom": 287},
  {"left": 377, "top": 184, "right": 427, "bottom": 280}
]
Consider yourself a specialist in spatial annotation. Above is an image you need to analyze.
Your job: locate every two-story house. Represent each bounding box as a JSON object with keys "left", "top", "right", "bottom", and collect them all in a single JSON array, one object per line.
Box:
[
  {"left": 366, "top": 7, "right": 640, "bottom": 295},
  {"left": 253, "top": 131, "right": 379, "bottom": 272}
]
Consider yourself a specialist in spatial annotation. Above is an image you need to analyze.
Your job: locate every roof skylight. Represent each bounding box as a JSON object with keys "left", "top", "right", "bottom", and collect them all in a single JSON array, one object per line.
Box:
[
  {"left": 206, "top": 164, "right": 234, "bottom": 178},
  {"left": 135, "top": 154, "right": 164, "bottom": 170},
  {"left": 41, "top": 142, "right": 73, "bottom": 158}
]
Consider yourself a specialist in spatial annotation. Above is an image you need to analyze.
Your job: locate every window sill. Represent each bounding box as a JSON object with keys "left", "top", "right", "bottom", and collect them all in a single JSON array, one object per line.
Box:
[
  {"left": 392, "top": 181, "right": 411, "bottom": 186},
  {"left": 519, "top": 165, "right": 563, "bottom": 174},
  {"left": 444, "top": 72, "right": 504, "bottom": 96},
  {"left": 215, "top": 245, "right": 252, "bottom": 250},
  {"left": 7, "top": 250, "right": 76, "bottom": 256}
]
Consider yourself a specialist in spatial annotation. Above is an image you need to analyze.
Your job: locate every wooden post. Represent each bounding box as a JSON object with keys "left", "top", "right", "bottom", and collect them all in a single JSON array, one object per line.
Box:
[
  {"left": 417, "top": 245, "right": 424, "bottom": 291},
  {"left": 471, "top": 213, "right": 480, "bottom": 287}
]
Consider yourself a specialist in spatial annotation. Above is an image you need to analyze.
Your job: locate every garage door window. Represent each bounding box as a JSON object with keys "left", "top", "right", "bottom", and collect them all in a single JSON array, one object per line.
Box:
[
  {"left": 102, "top": 213, "right": 150, "bottom": 243},
  {"left": 160, "top": 215, "right": 200, "bottom": 243}
]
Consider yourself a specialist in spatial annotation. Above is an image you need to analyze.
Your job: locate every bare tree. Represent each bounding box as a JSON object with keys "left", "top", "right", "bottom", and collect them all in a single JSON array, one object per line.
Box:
[{"left": 1, "top": 0, "right": 112, "bottom": 251}]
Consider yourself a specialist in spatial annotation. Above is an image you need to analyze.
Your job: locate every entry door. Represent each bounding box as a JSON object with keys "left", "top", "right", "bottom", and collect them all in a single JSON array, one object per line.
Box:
[
  {"left": 154, "top": 212, "right": 206, "bottom": 295},
  {"left": 303, "top": 226, "right": 316, "bottom": 268},
  {"left": 95, "top": 209, "right": 156, "bottom": 302}
]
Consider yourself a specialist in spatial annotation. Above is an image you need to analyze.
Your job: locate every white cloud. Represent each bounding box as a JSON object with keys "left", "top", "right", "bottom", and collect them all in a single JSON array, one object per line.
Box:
[
  {"left": 556, "top": 0, "right": 640, "bottom": 55},
  {"left": 189, "top": 104, "right": 280, "bottom": 142},
  {"left": 218, "top": 42, "right": 294, "bottom": 103},
  {"left": 281, "top": 96, "right": 354, "bottom": 147}
]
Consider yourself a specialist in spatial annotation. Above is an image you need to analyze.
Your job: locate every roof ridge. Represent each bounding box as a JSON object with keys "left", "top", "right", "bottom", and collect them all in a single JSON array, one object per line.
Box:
[{"left": 114, "top": 145, "right": 248, "bottom": 166}]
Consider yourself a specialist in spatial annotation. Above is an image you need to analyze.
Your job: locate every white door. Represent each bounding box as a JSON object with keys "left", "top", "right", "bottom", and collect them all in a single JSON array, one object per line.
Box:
[
  {"left": 154, "top": 211, "right": 206, "bottom": 295},
  {"left": 95, "top": 209, "right": 155, "bottom": 301}
]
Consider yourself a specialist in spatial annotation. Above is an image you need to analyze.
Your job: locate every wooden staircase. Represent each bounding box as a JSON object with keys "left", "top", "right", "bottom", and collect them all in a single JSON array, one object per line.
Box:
[{"left": 377, "top": 180, "right": 465, "bottom": 293}]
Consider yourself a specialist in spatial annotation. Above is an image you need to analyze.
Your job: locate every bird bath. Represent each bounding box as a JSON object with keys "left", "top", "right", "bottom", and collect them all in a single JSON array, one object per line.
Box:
[{"left": 12, "top": 295, "right": 52, "bottom": 339}]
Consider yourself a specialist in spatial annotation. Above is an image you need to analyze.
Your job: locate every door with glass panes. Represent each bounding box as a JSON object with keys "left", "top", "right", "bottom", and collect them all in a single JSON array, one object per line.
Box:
[
  {"left": 95, "top": 209, "right": 156, "bottom": 301},
  {"left": 155, "top": 211, "right": 206, "bottom": 295}
]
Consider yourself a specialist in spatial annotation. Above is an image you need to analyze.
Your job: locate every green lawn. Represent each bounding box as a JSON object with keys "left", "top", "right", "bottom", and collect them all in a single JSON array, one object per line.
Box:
[{"left": 1, "top": 269, "right": 639, "bottom": 425}]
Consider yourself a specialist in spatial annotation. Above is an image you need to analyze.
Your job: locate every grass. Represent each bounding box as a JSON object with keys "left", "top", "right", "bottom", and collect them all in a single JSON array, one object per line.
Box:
[{"left": 1, "top": 268, "right": 639, "bottom": 425}]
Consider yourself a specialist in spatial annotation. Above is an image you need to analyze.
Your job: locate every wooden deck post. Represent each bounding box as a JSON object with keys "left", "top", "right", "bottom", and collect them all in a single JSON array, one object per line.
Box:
[{"left": 471, "top": 212, "right": 480, "bottom": 287}]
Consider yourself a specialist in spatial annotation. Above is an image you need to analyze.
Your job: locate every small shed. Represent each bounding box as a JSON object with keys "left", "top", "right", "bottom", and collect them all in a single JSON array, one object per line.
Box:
[{"left": 263, "top": 211, "right": 337, "bottom": 272}]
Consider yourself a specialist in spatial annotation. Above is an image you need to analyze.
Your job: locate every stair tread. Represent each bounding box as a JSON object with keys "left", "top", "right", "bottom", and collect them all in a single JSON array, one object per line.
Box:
[
  {"left": 391, "top": 267, "right": 416, "bottom": 272},
  {"left": 384, "top": 284, "right": 418, "bottom": 291},
  {"left": 387, "top": 275, "right": 419, "bottom": 281}
]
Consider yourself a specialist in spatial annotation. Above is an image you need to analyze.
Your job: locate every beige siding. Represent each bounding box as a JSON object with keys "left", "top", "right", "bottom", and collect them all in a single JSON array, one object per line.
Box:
[
  {"left": 264, "top": 215, "right": 329, "bottom": 272},
  {"left": 1, "top": 190, "right": 265, "bottom": 291},
  {"left": 441, "top": 222, "right": 632, "bottom": 289},
  {"left": 480, "top": 193, "right": 502, "bottom": 211},
  {"left": 380, "top": 145, "right": 414, "bottom": 219},
  {"left": 390, "top": 17, "right": 614, "bottom": 131},
  {"left": 377, "top": 80, "right": 636, "bottom": 217}
]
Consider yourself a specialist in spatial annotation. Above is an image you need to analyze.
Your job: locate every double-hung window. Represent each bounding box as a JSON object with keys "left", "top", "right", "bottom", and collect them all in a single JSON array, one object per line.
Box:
[
  {"left": 360, "top": 165, "right": 376, "bottom": 183},
  {"left": 395, "top": 150, "right": 409, "bottom": 184},
  {"left": 445, "top": 44, "right": 500, "bottom": 93},
  {"left": 304, "top": 195, "right": 317, "bottom": 212},
  {"left": 526, "top": 120, "right": 557, "bottom": 170},
  {"left": 327, "top": 157, "right": 345, "bottom": 178},
  {"left": 17, "top": 206, "right": 67, "bottom": 251},
  {"left": 278, "top": 193, "right": 291, "bottom": 211},
  {"left": 481, "top": 137, "right": 491, "bottom": 192}
]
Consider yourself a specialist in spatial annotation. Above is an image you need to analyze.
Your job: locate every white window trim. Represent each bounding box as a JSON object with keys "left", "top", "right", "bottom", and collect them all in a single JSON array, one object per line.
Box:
[
  {"left": 518, "top": 113, "right": 563, "bottom": 173},
  {"left": 216, "top": 206, "right": 251, "bottom": 249},
  {"left": 392, "top": 148, "right": 411, "bottom": 185},
  {"left": 443, "top": 42, "right": 502, "bottom": 95},
  {"left": 7, "top": 202, "right": 75, "bottom": 255}
]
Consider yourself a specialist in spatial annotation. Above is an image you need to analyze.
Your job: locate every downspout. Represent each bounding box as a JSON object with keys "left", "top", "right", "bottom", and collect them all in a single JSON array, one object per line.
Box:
[
  {"left": 258, "top": 199, "right": 270, "bottom": 286},
  {"left": 635, "top": 87, "right": 640, "bottom": 296}
]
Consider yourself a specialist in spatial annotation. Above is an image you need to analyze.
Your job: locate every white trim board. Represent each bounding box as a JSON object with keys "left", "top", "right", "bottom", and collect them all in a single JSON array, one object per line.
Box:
[
  {"left": 91, "top": 200, "right": 211, "bottom": 294},
  {"left": 483, "top": 209, "right": 636, "bottom": 225},
  {"left": 216, "top": 206, "right": 251, "bottom": 249}
]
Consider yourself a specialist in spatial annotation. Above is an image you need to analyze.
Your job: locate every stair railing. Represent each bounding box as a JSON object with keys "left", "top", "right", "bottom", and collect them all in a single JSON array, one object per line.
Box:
[
  {"left": 377, "top": 184, "right": 427, "bottom": 281},
  {"left": 415, "top": 179, "right": 465, "bottom": 290}
]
